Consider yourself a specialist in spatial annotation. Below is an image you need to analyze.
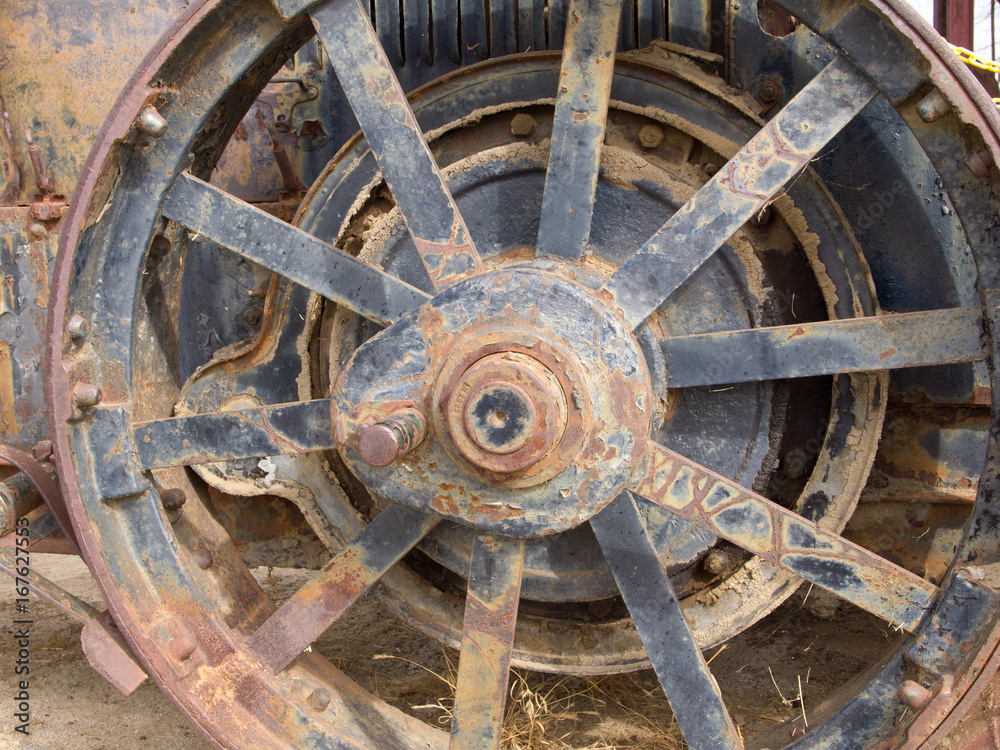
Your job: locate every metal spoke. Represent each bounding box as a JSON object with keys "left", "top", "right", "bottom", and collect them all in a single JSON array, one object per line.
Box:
[
  {"left": 309, "top": 0, "right": 483, "bottom": 291},
  {"left": 131, "top": 400, "right": 335, "bottom": 468},
  {"left": 629, "top": 441, "right": 939, "bottom": 632},
  {"left": 162, "top": 174, "right": 430, "bottom": 325},
  {"left": 450, "top": 534, "right": 526, "bottom": 750},
  {"left": 247, "top": 503, "right": 441, "bottom": 674},
  {"left": 591, "top": 494, "right": 743, "bottom": 750},
  {"left": 601, "top": 56, "right": 878, "bottom": 329},
  {"left": 661, "top": 307, "right": 986, "bottom": 388},
  {"left": 536, "top": 0, "right": 622, "bottom": 260}
]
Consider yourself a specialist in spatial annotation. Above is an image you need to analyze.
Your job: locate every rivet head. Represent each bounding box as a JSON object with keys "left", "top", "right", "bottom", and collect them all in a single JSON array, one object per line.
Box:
[
  {"left": 510, "top": 113, "right": 537, "bottom": 137},
  {"left": 703, "top": 549, "right": 729, "bottom": 575},
  {"left": 137, "top": 106, "right": 168, "bottom": 138},
  {"left": 193, "top": 546, "right": 213, "bottom": 570},
  {"left": 638, "top": 124, "right": 664, "bottom": 149},
  {"left": 68, "top": 314, "right": 89, "bottom": 341},
  {"left": 898, "top": 679, "right": 933, "bottom": 710},
  {"left": 308, "top": 687, "right": 332, "bottom": 712},
  {"left": 73, "top": 383, "right": 102, "bottom": 409},
  {"left": 160, "top": 488, "right": 187, "bottom": 511},
  {"left": 27, "top": 222, "right": 47, "bottom": 240},
  {"left": 166, "top": 633, "right": 197, "bottom": 661}
]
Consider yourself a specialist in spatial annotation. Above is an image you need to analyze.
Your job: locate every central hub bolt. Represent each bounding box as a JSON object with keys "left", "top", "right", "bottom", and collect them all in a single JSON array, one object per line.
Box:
[{"left": 445, "top": 352, "right": 567, "bottom": 474}]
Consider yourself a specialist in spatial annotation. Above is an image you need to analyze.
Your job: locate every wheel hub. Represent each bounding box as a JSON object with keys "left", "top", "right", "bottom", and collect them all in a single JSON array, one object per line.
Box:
[
  {"left": 333, "top": 268, "right": 653, "bottom": 535},
  {"left": 446, "top": 351, "right": 565, "bottom": 472}
]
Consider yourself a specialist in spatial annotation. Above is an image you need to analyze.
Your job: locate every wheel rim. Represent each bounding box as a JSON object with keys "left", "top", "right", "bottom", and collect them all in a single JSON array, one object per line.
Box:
[{"left": 47, "top": 1, "right": 1000, "bottom": 749}]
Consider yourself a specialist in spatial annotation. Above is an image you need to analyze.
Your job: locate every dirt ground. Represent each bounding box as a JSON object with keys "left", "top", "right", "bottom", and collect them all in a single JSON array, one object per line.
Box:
[{"left": 0, "top": 553, "right": 973, "bottom": 750}]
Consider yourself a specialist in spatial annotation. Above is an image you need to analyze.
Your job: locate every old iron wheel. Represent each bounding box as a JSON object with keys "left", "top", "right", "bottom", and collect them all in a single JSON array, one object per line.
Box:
[
  {"left": 289, "top": 51, "right": 888, "bottom": 673},
  {"left": 46, "top": 2, "right": 1000, "bottom": 750}
]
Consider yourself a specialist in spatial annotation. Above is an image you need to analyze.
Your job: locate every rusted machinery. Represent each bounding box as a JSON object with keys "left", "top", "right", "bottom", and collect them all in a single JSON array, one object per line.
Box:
[{"left": 4, "top": 0, "right": 1000, "bottom": 747}]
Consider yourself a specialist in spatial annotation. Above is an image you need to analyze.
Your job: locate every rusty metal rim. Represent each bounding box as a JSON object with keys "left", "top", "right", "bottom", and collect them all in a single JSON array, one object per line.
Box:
[{"left": 44, "top": 1, "right": 1000, "bottom": 749}]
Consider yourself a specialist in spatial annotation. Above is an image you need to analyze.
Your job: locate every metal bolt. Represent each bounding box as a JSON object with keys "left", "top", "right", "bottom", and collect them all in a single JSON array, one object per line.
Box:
[
  {"left": 757, "top": 79, "right": 782, "bottom": 106},
  {"left": 243, "top": 307, "right": 263, "bottom": 327},
  {"left": 638, "top": 124, "right": 664, "bottom": 149},
  {"left": 161, "top": 488, "right": 187, "bottom": 511},
  {"left": 27, "top": 222, "right": 46, "bottom": 240},
  {"left": 137, "top": 106, "right": 168, "bottom": 138},
  {"left": 68, "top": 314, "right": 89, "bottom": 342},
  {"left": 916, "top": 89, "right": 950, "bottom": 123},
  {"left": 703, "top": 548, "right": 729, "bottom": 575},
  {"left": 898, "top": 679, "right": 932, "bottom": 710},
  {"left": 510, "top": 113, "right": 537, "bottom": 137},
  {"left": 357, "top": 408, "right": 428, "bottom": 467},
  {"left": 308, "top": 687, "right": 332, "bottom": 712},
  {"left": 193, "top": 546, "right": 214, "bottom": 570},
  {"left": 73, "top": 383, "right": 102, "bottom": 409}
]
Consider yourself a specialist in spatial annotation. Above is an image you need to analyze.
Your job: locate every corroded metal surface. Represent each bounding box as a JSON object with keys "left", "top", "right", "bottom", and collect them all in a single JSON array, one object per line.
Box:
[
  {"left": 309, "top": 0, "right": 483, "bottom": 290},
  {"left": 591, "top": 493, "right": 743, "bottom": 750},
  {"left": 601, "top": 55, "right": 878, "bottom": 329},
  {"left": 162, "top": 173, "right": 429, "bottom": 324},
  {"left": 536, "top": 0, "right": 622, "bottom": 260},
  {"left": 245, "top": 503, "right": 439, "bottom": 673},
  {"left": 660, "top": 307, "right": 987, "bottom": 387},
  {"left": 450, "top": 534, "right": 526, "bottom": 750},
  {"left": 30, "top": 0, "right": 1000, "bottom": 749},
  {"left": 131, "top": 399, "right": 335, "bottom": 468},
  {"left": 332, "top": 268, "right": 651, "bottom": 536},
  {"left": 629, "top": 441, "right": 939, "bottom": 632}
]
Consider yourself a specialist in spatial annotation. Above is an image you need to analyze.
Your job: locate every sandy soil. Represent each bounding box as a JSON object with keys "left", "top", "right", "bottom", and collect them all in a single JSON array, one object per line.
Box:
[{"left": 0, "top": 554, "right": 975, "bottom": 750}]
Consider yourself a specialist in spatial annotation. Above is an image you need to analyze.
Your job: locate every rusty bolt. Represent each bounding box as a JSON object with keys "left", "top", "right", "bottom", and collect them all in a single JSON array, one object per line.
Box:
[
  {"left": 27, "top": 222, "right": 46, "bottom": 240},
  {"left": 703, "top": 548, "right": 729, "bottom": 575},
  {"left": 757, "top": 79, "right": 782, "bottom": 106},
  {"left": 167, "top": 633, "right": 198, "bottom": 662},
  {"left": 308, "top": 687, "right": 332, "bottom": 712},
  {"left": 137, "top": 106, "right": 168, "bottom": 138},
  {"left": 68, "top": 314, "right": 89, "bottom": 342},
  {"left": 243, "top": 307, "right": 263, "bottom": 327},
  {"left": 966, "top": 148, "right": 995, "bottom": 179},
  {"left": 193, "top": 546, "right": 214, "bottom": 570},
  {"left": 510, "top": 113, "right": 537, "bottom": 137},
  {"left": 916, "top": 89, "right": 950, "bottom": 123},
  {"left": 638, "top": 124, "right": 664, "bottom": 149},
  {"left": 73, "top": 383, "right": 102, "bottom": 409},
  {"left": 898, "top": 680, "right": 932, "bottom": 710},
  {"left": 357, "top": 408, "right": 428, "bottom": 467},
  {"left": 161, "top": 488, "right": 187, "bottom": 512}
]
